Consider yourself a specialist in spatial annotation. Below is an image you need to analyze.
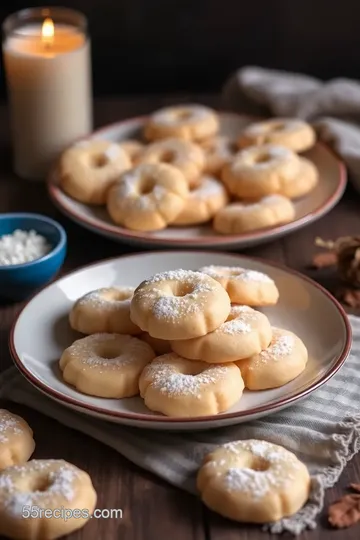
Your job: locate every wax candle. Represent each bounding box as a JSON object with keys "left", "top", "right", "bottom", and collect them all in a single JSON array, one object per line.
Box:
[{"left": 2, "top": 7, "right": 93, "bottom": 180}]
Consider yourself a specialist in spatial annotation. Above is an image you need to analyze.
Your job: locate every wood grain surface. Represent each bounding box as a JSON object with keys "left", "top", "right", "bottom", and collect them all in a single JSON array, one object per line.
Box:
[{"left": 0, "top": 97, "right": 360, "bottom": 539}]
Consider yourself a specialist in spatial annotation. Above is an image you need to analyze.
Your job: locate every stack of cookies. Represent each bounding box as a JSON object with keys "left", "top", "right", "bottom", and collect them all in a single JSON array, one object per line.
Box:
[
  {"left": 58, "top": 104, "right": 318, "bottom": 235},
  {"left": 61, "top": 265, "right": 308, "bottom": 418}
]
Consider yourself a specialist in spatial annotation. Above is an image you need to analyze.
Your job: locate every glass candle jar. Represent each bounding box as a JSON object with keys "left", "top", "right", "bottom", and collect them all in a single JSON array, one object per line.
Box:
[{"left": 2, "top": 7, "right": 93, "bottom": 180}]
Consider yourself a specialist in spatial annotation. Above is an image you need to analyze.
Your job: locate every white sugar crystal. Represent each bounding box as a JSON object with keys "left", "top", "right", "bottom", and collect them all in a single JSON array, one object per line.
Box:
[{"left": 0, "top": 229, "right": 51, "bottom": 266}]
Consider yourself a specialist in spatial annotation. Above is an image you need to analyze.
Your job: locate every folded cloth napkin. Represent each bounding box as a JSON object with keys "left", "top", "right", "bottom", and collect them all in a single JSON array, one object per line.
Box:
[
  {"left": 0, "top": 315, "right": 359, "bottom": 535},
  {"left": 222, "top": 65, "right": 360, "bottom": 191}
]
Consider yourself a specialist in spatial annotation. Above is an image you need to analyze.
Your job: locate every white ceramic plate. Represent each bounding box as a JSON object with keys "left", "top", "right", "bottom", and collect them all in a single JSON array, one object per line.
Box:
[
  {"left": 48, "top": 113, "right": 347, "bottom": 249},
  {"left": 10, "top": 251, "right": 351, "bottom": 431}
]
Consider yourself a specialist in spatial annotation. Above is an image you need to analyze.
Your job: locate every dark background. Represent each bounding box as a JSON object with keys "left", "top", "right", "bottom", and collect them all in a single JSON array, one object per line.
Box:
[{"left": 1, "top": 0, "right": 360, "bottom": 97}]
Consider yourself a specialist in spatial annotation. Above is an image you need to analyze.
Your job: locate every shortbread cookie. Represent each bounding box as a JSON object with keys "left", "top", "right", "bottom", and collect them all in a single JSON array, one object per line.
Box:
[
  {"left": 213, "top": 195, "right": 295, "bottom": 235},
  {"left": 197, "top": 439, "right": 310, "bottom": 523},
  {"left": 107, "top": 163, "right": 188, "bottom": 231},
  {"left": 222, "top": 144, "right": 303, "bottom": 200},
  {"left": 238, "top": 327, "right": 308, "bottom": 389},
  {"left": 69, "top": 287, "right": 141, "bottom": 335},
  {"left": 130, "top": 269, "right": 231, "bottom": 340},
  {"left": 198, "top": 265, "right": 279, "bottom": 305},
  {"left": 119, "top": 139, "right": 144, "bottom": 162},
  {"left": 201, "top": 136, "right": 238, "bottom": 175},
  {"left": 59, "top": 140, "right": 131, "bottom": 204},
  {"left": 171, "top": 306, "right": 272, "bottom": 363},
  {"left": 238, "top": 118, "right": 316, "bottom": 153},
  {"left": 59, "top": 333, "right": 155, "bottom": 398},
  {"left": 0, "top": 459, "right": 97, "bottom": 540},
  {"left": 139, "top": 353, "right": 244, "bottom": 417},
  {"left": 137, "top": 137, "right": 205, "bottom": 188},
  {"left": 0, "top": 410, "right": 35, "bottom": 471},
  {"left": 172, "top": 176, "right": 229, "bottom": 226},
  {"left": 140, "top": 333, "right": 172, "bottom": 355},
  {"left": 144, "top": 104, "right": 219, "bottom": 142}
]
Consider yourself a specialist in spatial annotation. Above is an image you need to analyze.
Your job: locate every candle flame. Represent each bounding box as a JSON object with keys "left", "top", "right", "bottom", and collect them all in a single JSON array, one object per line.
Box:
[{"left": 41, "top": 18, "right": 54, "bottom": 45}]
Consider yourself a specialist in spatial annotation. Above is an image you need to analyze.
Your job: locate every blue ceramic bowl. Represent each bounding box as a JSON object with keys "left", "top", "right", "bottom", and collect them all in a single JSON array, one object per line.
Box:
[{"left": 0, "top": 213, "right": 67, "bottom": 301}]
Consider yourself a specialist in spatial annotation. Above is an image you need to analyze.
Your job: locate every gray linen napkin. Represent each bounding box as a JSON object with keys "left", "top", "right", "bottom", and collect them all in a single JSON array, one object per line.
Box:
[
  {"left": 222, "top": 66, "right": 360, "bottom": 191},
  {"left": 0, "top": 315, "right": 359, "bottom": 534}
]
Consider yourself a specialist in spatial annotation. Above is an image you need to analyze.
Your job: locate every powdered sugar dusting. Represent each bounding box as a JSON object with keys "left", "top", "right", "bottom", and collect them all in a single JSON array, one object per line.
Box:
[
  {"left": 191, "top": 177, "right": 226, "bottom": 199},
  {"left": 0, "top": 460, "right": 80, "bottom": 516},
  {"left": 152, "top": 295, "right": 202, "bottom": 321},
  {"left": 221, "top": 318, "right": 251, "bottom": 335},
  {"left": 145, "top": 355, "right": 228, "bottom": 396},
  {"left": 0, "top": 411, "right": 24, "bottom": 443},
  {"left": 138, "top": 270, "right": 217, "bottom": 322},
  {"left": 220, "top": 439, "right": 300, "bottom": 498},
  {"left": 259, "top": 329, "right": 295, "bottom": 362},
  {"left": 199, "top": 265, "right": 273, "bottom": 284},
  {"left": 66, "top": 333, "right": 153, "bottom": 369},
  {"left": 77, "top": 287, "right": 134, "bottom": 310}
]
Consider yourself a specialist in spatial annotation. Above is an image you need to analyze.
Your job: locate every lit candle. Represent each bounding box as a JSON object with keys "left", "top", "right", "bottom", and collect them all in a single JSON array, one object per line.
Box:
[{"left": 2, "top": 7, "right": 93, "bottom": 180}]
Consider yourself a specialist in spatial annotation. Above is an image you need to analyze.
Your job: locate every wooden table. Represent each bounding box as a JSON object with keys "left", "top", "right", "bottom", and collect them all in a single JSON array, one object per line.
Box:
[{"left": 1, "top": 97, "right": 360, "bottom": 540}]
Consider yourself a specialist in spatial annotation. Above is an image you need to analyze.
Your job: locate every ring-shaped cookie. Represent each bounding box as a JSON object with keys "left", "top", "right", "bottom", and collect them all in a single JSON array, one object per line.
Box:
[
  {"left": 107, "top": 163, "right": 189, "bottom": 231},
  {"left": 0, "top": 459, "right": 97, "bottom": 540},
  {"left": 0, "top": 410, "right": 35, "bottom": 471},
  {"left": 171, "top": 306, "right": 272, "bottom": 363},
  {"left": 69, "top": 286, "right": 141, "bottom": 335},
  {"left": 139, "top": 353, "right": 244, "bottom": 417},
  {"left": 197, "top": 439, "right": 310, "bottom": 523},
  {"left": 59, "top": 333, "right": 155, "bottom": 398},
  {"left": 238, "top": 327, "right": 308, "bottom": 389},
  {"left": 172, "top": 176, "right": 229, "bottom": 226},
  {"left": 222, "top": 144, "right": 301, "bottom": 200},
  {"left": 130, "top": 269, "right": 231, "bottom": 340},
  {"left": 238, "top": 118, "right": 316, "bottom": 153},
  {"left": 198, "top": 265, "right": 279, "bottom": 305},
  {"left": 144, "top": 104, "right": 219, "bottom": 142},
  {"left": 213, "top": 195, "right": 295, "bottom": 235},
  {"left": 137, "top": 137, "right": 205, "bottom": 188},
  {"left": 59, "top": 140, "right": 131, "bottom": 204}
]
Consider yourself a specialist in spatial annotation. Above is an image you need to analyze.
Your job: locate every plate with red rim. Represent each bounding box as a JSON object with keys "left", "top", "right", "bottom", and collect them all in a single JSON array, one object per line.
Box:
[
  {"left": 10, "top": 250, "right": 351, "bottom": 431},
  {"left": 47, "top": 113, "right": 347, "bottom": 249}
]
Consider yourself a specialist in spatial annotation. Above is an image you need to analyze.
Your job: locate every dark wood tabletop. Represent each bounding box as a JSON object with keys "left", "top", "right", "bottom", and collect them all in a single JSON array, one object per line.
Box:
[{"left": 1, "top": 96, "right": 360, "bottom": 540}]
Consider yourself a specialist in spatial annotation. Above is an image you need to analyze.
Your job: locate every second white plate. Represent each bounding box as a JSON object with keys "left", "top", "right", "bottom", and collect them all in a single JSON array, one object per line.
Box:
[
  {"left": 10, "top": 251, "right": 351, "bottom": 430},
  {"left": 48, "top": 113, "right": 347, "bottom": 249}
]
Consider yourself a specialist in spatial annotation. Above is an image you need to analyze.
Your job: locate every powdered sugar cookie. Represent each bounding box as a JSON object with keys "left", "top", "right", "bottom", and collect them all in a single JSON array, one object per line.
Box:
[
  {"left": 69, "top": 286, "right": 141, "bottom": 335},
  {"left": 201, "top": 135, "right": 238, "bottom": 175},
  {"left": 107, "top": 163, "right": 188, "bottom": 231},
  {"left": 197, "top": 439, "right": 310, "bottom": 523},
  {"left": 0, "top": 410, "right": 35, "bottom": 471},
  {"left": 238, "top": 118, "right": 316, "bottom": 153},
  {"left": 59, "top": 333, "right": 155, "bottom": 398},
  {"left": 281, "top": 157, "right": 318, "bottom": 199},
  {"left": 171, "top": 306, "right": 272, "bottom": 363},
  {"left": 213, "top": 195, "right": 295, "bottom": 235},
  {"left": 137, "top": 138, "right": 205, "bottom": 188},
  {"left": 130, "top": 269, "right": 231, "bottom": 340},
  {"left": 198, "top": 265, "right": 279, "bottom": 306},
  {"left": 144, "top": 104, "right": 219, "bottom": 142},
  {"left": 222, "top": 144, "right": 300, "bottom": 200},
  {"left": 59, "top": 140, "right": 131, "bottom": 205},
  {"left": 238, "top": 327, "right": 308, "bottom": 390},
  {"left": 0, "top": 459, "right": 97, "bottom": 540},
  {"left": 172, "top": 176, "right": 229, "bottom": 226},
  {"left": 140, "top": 333, "right": 172, "bottom": 355},
  {"left": 139, "top": 353, "right": 244, "bottom": 417}
]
